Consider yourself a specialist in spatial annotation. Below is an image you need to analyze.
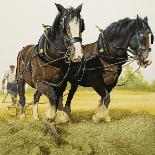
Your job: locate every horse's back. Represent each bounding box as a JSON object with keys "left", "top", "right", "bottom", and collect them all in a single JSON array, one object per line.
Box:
[{"left": 19, "top": 45, "right": 35, "bottom": 62}]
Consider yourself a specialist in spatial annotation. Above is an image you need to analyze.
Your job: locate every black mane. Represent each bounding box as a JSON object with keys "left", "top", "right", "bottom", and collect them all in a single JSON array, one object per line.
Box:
[
  {"left": 103, "top": 17, "right": 149, "bottom": 40},
  {"left": 48, "top": 7, "right": 81, "bottom": 42}
]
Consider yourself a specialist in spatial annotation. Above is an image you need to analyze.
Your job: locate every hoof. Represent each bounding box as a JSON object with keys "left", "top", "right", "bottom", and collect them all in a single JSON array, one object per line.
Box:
[
  {"left": 45, "top": 111, "right": 56, "bottom": 121},
  {"left": 20, "top": 114, "right": 26, "bottom": 119},
  {"left": 64, "top": 106, "right": 71, "bottom": 114},
  {"left": 55, "top": 111, "right": 70, "bottom": 124},
  {"left": 104, "top": 115, "right": 111, "bottom": 122},
  {"left": 20, "top": 106, "right": 26, "bottom": 119},
  {"left": 92, "top": 114, "right": 102, "bottom": 123},
  {"left": 45, "top": 105, "right": 56, "bottom": 121},
  {"left": 93, "top": 106, "right": 111, "bottom": 123}
]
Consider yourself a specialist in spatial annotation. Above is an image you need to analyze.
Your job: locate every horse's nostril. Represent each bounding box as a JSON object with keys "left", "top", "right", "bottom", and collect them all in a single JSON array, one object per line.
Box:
[
  {"left": 143, "top": 59, "right": 152, "bottom": 66},
  {"left": 77, "top": 56, "right": 81, "bottom": 62},
  {"left": 144, "top": 60, "right": 149, "bottom": 63},
  {"left": 73, "top": 56, "right": 81, "bottom": 62}
]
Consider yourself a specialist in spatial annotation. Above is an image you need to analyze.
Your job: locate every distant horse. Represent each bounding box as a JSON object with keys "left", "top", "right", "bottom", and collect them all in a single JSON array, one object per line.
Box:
[
  {"left": 16, "top": 4, "right": 85, "bottom": 121},
  {"left": 32, "top": 16, "right": 154, "bottom": 123}
]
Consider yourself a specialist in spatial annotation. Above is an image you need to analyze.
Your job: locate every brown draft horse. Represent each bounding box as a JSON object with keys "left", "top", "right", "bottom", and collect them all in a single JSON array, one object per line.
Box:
[
  {"left": 32, "top": 16, "right": 154, "bottom": 123},
  {"left": 16, "top": 4, "right": 85, "bottom": 121}
]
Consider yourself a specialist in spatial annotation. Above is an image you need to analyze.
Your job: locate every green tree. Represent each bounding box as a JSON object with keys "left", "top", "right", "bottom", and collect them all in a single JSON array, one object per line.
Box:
[
  {"left": 117, "top": 66, "right": 149, "bottom": 90},
  {"left": 150, "top": 80, "right": 155, "bottom": 91}
]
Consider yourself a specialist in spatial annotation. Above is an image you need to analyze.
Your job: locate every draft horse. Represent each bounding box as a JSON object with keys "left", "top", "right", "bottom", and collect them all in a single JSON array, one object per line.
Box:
[
  {"left": 16, "top": 4, "right": 85, "bottom": 121},
  {"left": 64, "top": 15, "right": 154, "bottom": 123}
]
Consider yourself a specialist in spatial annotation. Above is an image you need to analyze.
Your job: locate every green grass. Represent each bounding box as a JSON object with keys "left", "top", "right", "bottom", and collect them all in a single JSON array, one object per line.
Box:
[{"left": 0, "top": 90, "right": 155, "bottom": 155}]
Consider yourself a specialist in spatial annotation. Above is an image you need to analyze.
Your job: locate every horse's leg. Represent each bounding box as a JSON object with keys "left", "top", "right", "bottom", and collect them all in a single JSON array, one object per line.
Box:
[
  {"left": 55, "top": 94, "right": 70, "bottom": 123},
  {"left": 98, "top": 92, "right": 111, "bottom": 122},
  {"left": 35, "top": 82, "right": 57, "bottom": 121},
  {"left": 64, "top": 83, "right": 78, "bottom": 113},
  {"left": 32, "top": 89, "right": 42, "bottom": 120},
  {"left": 54, "top": 82, "right": 70, "bottom": 123},
  {"left": 18, "top": 80, "right": 26, "bottom": 118},
  {"left": 57, "top": 94, "right": 63, "bottom": 110},
  {"left": 92, "top": 85, "right": 111, "bottom": 123}
]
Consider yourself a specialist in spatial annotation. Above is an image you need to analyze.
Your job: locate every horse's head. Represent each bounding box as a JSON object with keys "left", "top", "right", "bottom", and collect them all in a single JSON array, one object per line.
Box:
[
  {"left": 129, "top": 15, "right": 154, "bottom": 68},
  {"left": 55, "top": 4, "right": 85, "bottom": 62}
]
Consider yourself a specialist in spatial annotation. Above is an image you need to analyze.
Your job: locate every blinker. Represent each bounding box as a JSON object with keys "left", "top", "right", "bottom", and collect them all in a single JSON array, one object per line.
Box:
[{"left": 151, "top": 33, "right": 154, "bottom": 44}]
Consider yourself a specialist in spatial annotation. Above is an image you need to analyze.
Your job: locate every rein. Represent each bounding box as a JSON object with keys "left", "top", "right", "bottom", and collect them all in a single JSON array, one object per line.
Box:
[{"left": 116, "top": 66, "right": 140, "bottom": 86}]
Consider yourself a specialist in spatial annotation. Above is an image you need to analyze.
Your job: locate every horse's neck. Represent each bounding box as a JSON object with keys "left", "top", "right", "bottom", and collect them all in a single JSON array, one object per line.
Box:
[
  {"left": 47, "top": 32, "right": 64, "bottom": 59},
  {"left": 104, "top": 37, "right": 129, "bottom": 64},
  {"left": 110, "top": 37, "right": 129, "bottom": 50}
]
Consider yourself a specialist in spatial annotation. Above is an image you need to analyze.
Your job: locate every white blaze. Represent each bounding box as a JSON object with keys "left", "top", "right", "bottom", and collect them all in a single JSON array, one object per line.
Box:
[
  {"left": 148, "top": 33, "right": 152, "bottom": 48},
  {"left": 69, "top": 17, "right": 83, "bottom": 60}
]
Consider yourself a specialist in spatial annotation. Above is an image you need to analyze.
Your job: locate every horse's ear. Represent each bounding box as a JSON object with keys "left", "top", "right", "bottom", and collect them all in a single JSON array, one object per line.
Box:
[
  {"left": 144, "top": 16, "right": 148, "bottom": 23},
  {"left": 136, "top": 14, "right": 140, "bottom": 21},
  {"left": 76, "top": 4, "right": 83, "bottom": 14},
  {"left": 135, "top": 14, "right": 141, "bottom": 27},
  {"left": 55, "top": 3, "right": 66, "bottom": 13}
]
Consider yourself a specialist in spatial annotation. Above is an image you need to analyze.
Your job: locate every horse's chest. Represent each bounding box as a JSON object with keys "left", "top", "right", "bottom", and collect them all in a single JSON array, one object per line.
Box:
[{"left": 102, "top": 62, "right": 119, "bottom": 85}]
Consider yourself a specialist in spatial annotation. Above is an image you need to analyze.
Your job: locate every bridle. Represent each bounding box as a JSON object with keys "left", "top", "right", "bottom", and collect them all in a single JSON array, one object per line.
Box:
[
  {"left": 129, "top": 30, "right": 154, "bottom": 57},
  {"left": 43, "top": 24, "right": 82, "bottom": 55},
  {"left": 59, "top": 15, "right": 83, "bottom": 54}
]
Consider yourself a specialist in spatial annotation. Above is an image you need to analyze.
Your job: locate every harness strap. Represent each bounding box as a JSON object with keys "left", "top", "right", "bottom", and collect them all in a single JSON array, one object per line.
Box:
[
  {"left": 69, "top": 37, "right": 82, "bottom": 45},
  {"left": 140, "top": 48, "right": 151, "bottom": 52}
]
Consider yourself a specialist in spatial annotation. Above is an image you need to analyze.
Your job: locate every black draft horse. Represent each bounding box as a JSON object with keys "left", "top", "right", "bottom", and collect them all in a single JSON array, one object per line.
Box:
[
  {"left": 16, "top": 4, "right": 85, "bottom": 122},
  {"left": 64, "top": 15, "right": 154, "bottom": 123},
  {"left": 32, "top": 16, "right": 154, "bottom": 123}
]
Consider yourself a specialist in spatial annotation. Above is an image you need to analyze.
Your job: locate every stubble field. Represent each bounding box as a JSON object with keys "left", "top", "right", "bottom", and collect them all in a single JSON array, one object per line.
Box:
[{"left": 0, "top": 89, "right": 155, "bottom": 155}]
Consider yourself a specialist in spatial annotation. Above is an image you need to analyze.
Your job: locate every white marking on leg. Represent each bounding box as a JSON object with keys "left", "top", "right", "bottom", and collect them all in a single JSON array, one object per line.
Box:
[
  {"left": 45, "top": 105, "right": 56, "bottom": 121},
  {"left": 20, "top": 106, "right": 26, "bottom": 119},
  {"left": 33, "top": 102, "right": 39, "bottom": 120}
]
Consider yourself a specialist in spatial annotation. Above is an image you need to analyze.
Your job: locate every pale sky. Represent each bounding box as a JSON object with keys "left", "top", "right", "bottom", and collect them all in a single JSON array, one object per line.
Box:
[{"left": 0, "top": 0, "right": 155, "bottom": 83}]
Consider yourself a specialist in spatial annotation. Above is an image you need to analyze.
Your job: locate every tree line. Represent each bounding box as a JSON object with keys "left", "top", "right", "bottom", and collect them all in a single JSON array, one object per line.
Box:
[{"left": 116, "top": 66, "right": 155, "bottom": 91}]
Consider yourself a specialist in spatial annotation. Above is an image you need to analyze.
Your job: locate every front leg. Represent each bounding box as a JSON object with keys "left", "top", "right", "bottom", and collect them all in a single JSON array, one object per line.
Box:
[
  {"left": 92, "top": 84, "right": 111, "bottom": 123},
  {"left": 35, "top": 81, "right": 57, "bottom": 121},
  {"left": 64, "top": 83, "right": 78, "bottom": 114},
  {"left": 97, "top": 92, "right": 111, "bottom": 122},
  {"left": 32, "top": 89, "right": 42, "bottom": 120}
]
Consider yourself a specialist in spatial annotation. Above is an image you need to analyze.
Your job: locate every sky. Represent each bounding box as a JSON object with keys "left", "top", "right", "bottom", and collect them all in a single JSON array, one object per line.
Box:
[{"left": 0, "top": 0, "right": 155, "bottom": 84}]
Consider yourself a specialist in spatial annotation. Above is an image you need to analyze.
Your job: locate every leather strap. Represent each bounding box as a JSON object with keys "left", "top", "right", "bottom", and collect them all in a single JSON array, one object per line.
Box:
[{"left": 69, "top": 37, "right": 82, "bottom": 45}]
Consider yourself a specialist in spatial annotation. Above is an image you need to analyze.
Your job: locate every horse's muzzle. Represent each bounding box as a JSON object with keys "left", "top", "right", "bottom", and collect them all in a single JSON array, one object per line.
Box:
[
  {"left": 71, "top": 55, "right": 82, "bottom": 63},
  {"left": 138, "top": 51, "right": 152, "bottom": 68}
]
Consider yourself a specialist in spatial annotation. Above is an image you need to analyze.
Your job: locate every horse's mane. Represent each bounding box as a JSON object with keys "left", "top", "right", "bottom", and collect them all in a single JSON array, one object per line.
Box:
[
  {"left": 48, "top": 7, "right": 81, "bottom": 42},
  {"left": 103, "top": 17, "right": 145, "bottom": 40}
]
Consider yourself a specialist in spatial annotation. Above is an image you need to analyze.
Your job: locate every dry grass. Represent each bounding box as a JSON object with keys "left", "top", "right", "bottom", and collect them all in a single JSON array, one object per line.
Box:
[{"left": 0, "top": 90, "right": 155, "bottom": 155}]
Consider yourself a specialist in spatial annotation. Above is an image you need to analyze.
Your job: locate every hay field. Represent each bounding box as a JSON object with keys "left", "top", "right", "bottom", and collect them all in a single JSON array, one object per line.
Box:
[{"left": 0, "top": 89, "right": 155, "bottom": 155}]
